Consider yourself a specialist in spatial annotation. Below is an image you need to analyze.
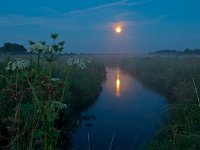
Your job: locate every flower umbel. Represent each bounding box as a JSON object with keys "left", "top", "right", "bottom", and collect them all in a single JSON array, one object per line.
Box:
[
  {"left": 6, "top": 59, "right": 30, "bottom": 71},
  {"left": 67, "top": 58, "right": 87, "bottom": 69},
  {"left": 28, "top": 34, "right": 65, "bottom": 60},
  {"left": 27, "top": 43, "right": 48, "bottom": 53},
  {"left": 50, "top": 101, "right": 67, "bottom": 110},
  {"left": 51, "top": 78, "right": 61, "bottom": 82}
]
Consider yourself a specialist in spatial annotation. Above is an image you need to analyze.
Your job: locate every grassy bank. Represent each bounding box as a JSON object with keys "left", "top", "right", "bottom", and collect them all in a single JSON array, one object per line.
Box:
[
  {"left": 0, "top": 56, "right": 105, "bottom": 149},
  {"left": 0, "top": 35, "right": 106, "bottom": 149},
  {"left": 117, "top": 56, "right": 200, "bottom": 149},
  {"left": 58, "top": 54, "right": 200, "bottom": 149},
  {"left": 54, "top": 59, "right": 106, "bottom": 147}
]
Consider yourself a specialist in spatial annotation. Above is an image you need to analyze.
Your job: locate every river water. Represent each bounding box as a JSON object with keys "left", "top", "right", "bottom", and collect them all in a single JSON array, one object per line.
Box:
[{"left": 71, "top": 67, "right": 168, "bottom": 150}]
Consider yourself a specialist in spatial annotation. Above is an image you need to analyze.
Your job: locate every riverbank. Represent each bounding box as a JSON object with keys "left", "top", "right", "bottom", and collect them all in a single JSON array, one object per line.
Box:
[
  {"left": 117, "top": 56, "right": 200, "bottom": 149},
  {"left": 0, "top": 55, "right": 106, "bottom": 149},
  {"left": 70, "top": 67, "right": 167, "bottom": 150},
  {"left": 1, "top": 53, "right": 199, "bottom": 149}
]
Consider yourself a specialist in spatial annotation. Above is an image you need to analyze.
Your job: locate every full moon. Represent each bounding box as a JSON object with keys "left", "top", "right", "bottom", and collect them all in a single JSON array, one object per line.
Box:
[{"left": 115, "top": 27, "right": 122, "bottom": 33}]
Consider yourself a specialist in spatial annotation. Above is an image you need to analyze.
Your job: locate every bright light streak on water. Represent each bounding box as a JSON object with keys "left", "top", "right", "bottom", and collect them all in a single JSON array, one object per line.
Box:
[{"left": 71, "top": 67, "right": 168, "bottom": 150}]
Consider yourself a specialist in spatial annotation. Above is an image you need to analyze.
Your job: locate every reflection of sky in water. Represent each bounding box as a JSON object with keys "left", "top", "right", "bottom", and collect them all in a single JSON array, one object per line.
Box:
[{"left": 71, "top": 67, "right": 168, "bottom": 150}]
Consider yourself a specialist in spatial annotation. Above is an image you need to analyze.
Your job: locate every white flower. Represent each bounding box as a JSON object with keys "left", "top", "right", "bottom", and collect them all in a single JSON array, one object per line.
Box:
[
  {"left": 5, "top": 61, "right": 13, "bottom": 71},
  {"left": 67, "top": 58, "right": 86, "bottom": 69},
  {"left": 6, "top": 59, "right": 30, "bottom": 71},
  {"left": 50, "top": 101, "right": 67, "bottom": 110},
  {"left": 51, "top": 78, "right": 61, "bottom": 82},
  {"left": 28, "top": 43, "right": 48, "bottom": 53}
]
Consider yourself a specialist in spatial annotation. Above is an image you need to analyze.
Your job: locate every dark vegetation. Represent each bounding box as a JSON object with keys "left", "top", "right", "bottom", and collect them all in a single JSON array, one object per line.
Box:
[
  {"left": 0, "top": 35, "right": 106, "bottom": 150},
  {"left": 67, "top": 62, "right": 105, "bottom": 111},
  {"left": 0, "top": 56, "right": 105, "bottom": 149},
  {"left": 54, "top": 60, "right": 106, "bottom": 148},
  {"left": 0, "top": 43, "right": 27, "bottom": 54},
  {"left": 150, "top": 48, "right": 200, "bottom": 55}
]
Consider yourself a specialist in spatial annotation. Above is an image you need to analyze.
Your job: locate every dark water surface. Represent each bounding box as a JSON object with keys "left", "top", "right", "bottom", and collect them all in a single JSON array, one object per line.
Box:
[{"left": 71, "top": 67, "right": 168, "bottom": 150}]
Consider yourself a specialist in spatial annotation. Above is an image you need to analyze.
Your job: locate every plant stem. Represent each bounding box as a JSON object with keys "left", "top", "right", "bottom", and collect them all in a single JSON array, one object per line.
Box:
[
  {"left": 37, "top": 53, "right": 41, "bottom": 74},
  {"left": 48, "top": 61, "right": 52, "bottom": 79},
  {"left": 192, "top": 77, "right": 200, "bottom": 108}
]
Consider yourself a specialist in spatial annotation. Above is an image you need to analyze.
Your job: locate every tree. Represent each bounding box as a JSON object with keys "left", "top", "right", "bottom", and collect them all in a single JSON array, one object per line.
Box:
[{"left": 0, "top": 43, "right": 27, "bottom": 54}]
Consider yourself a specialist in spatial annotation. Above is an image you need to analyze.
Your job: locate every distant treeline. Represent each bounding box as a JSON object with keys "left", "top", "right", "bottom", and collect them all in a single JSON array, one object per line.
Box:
[
  {"left": 0, "top": 43, "right": 27, "bottom": 54},
  {"left": 150, "top": 49, "right": 200, "bottom": 55}
]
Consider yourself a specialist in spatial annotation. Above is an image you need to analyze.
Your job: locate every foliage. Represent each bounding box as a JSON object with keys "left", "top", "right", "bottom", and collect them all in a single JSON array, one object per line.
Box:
[
  {"left": 150, "top": 103, "right": 200, "bottom": 150},
  {"left": 150, "top": 48, "right": 200, "bottom": 55},
  {"left": 0, "top": 43, "right": 27, "bottom": 54},
  {"left": 67, "top": 61, "right": 105, "bottom": 111},
  {"left": 0, "top": 34, "right": 106, "bottom": 150}
]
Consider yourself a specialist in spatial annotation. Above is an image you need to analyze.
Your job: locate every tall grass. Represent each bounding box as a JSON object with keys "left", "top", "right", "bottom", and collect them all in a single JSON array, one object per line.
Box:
[
  {"left": 117, "top": 56, "right": 200, "bottom": 149},
  {"left": 0, "top": 35, "right": 106, "bottom": 149},
  {"left": 75, "top": 55, "right": 200, "bottom": 149}
]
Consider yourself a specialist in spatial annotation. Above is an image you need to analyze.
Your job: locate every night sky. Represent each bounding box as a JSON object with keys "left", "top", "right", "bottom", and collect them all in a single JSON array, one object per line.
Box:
[{"left": 0, "top": 0, "right": 200, "bottom": 53}]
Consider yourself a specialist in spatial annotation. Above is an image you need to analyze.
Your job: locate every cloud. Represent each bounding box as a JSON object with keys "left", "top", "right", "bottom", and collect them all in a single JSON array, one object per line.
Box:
[
  {"left": 0, "top": 14, "right": 47, "bottom": 26},
  {"left": 0, "top": 12, "right": 170, "bottom": 31},
  {"left": 114, "top": 11, "right": 137, "bottom": 20},
  {"left": 39, "top": 6, "right": 59, "bottom": 14},
  {"left": 135, "top": 14, "right": 171, "bottom": 25},
  {"left": 106, "top": 14, "right": 170, "bottom": 29},
  {"left": 66, "top": 0, "right": 153, "bottom": 15},
  {"left": 0, "top": 14, "right": 76, "bottom": 30}
]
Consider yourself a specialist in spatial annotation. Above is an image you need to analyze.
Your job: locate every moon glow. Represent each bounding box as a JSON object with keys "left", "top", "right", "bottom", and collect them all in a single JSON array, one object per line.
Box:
[{"left": 115, "top": 27, "right": 122, "bottom": 33}]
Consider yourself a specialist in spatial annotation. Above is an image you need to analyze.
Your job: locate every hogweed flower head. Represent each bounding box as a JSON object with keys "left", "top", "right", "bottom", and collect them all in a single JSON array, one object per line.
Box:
[
  {"left": 51, "top": 78, "right": 61, "bottom": 82},
  {"left": 50, "top": 101, "right": 67, "bottom": 110},
  {"left": 27, "top": 43, "right": 48, "bottom": 53},
  {"left": 67, "top": 58, "right": 87, "bottom": 69},
  {"left": 6, "top": 59, "right": 30, "bottom": 71},
  {"left": 28, "top": 34, "right": 65, "bottom": 62}
]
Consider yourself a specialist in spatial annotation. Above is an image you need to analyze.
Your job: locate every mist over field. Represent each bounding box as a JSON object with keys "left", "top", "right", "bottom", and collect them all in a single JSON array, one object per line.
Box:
[{"left": 1, "top": 0, "right": 200, "bottom": 150}]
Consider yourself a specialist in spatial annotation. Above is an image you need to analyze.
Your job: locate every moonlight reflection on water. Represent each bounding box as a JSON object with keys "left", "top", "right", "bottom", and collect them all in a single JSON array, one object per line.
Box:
[
  {"left": 115, "top": 68, "right": 121, "bottom": 97},
  {"left": 71, "top": 67, "right": 168, "bottom": 150}
]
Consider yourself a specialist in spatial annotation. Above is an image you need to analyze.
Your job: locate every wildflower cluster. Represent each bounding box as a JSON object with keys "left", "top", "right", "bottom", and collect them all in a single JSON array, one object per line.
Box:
[
  {"left": 5, "top": 59, "right": 30, "bottom": 71},
  {"left": 2, "top": 34, "right": 69, "bottom": 150},
  {"left": 67, "top": 58, "right": 88, "bottom": 69},
  {"left": 51, "top": 78, "right": 61, "bottom": 82},
  {"left": 27, "top": 34, "right": 65, "bottom": 56},
  {"left": 28, "top": 33, "right": 65, "bottom": 78},
  {"left": 50, "top": 101, "right": 67, "bottom": 110},
  {"left": 27, "top": 43, "right": 48, "bottom": 54}
]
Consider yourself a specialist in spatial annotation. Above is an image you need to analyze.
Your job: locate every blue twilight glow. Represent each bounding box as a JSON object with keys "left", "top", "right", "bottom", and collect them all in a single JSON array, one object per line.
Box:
[{"left": 0, "top": 0, "right": 200, "bottom": 53}]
